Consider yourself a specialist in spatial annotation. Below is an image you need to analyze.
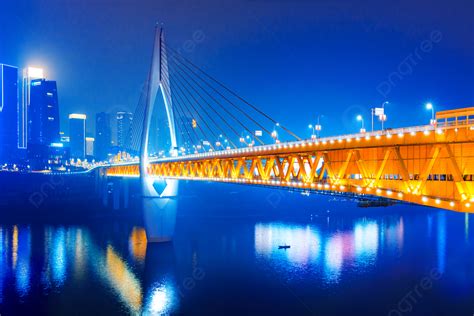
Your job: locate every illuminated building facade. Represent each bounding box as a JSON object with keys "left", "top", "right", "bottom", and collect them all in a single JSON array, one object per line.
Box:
[
  {"left": 95, "top": 112, "right": 111, "bottom": 160},
  {"left": 69, "top": 114, "right": 86, "bottom": 159},
  {"left": 28, "top": 79, "right": 60, "bottom": 146},
  {"left": 20, "top": 67, "right": 44, "bottom": 149},
  {"left": 0, "top": 64, "right": 19, "bottom": 163},
  {"left": 117, "top": 112, "right": 132, "bottom": 151},
  {"left": 86, "top": 137, "right": 94, "bottom": 158}
]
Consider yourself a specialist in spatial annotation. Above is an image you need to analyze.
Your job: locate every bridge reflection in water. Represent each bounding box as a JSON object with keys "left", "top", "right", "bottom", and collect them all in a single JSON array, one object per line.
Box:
[{"left": 0, "top": 209, "right": 471, "bottom": 314}]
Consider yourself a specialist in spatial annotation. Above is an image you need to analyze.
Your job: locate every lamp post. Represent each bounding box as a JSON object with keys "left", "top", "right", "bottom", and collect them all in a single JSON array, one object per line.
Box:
[
  {"left": 271, "top": 122, "right": 280, "bottom": 143},
  {"left": 357, "top": 115, "right": 366, "bottom": 133},
  {"left": 371, "top": 108, "right": 374, "bottom": 132},
  {"left": 380, "top": 101, "right": 389, "bottom": 130},
  {"left": 426, "top": 103, "right": 436, "bottom": 126},
  {"left": 315, "top": 115, "right": 322, "bottom": 138},
  {"left": 308, "top": 124, "right": 316, "bottom": 140}
]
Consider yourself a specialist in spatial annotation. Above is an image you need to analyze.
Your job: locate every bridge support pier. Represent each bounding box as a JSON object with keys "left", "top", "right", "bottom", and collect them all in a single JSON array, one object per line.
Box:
[{"left": 142, "top": 178, "right": 179, "bottom": 243}]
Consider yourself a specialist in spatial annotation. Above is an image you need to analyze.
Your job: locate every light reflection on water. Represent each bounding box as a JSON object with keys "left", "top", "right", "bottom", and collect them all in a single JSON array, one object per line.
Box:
[
  {"left": 105, "top": 245, "right": 143, "bottom": 314},
  {"left": 254, "top": 217, "right": 404, "bottom": 283},
  {"left": 14, "top": 225, "right": 31, "bottom": 297},
  {"left": 129, "top": 227, "right": 147, "bottom": 264},
  {"left": 0, "top": 210, "right": 471, "bottom": 315}
]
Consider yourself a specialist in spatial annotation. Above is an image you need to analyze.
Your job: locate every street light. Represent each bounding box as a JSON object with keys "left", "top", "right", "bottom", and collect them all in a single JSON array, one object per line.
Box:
[
  {"left": 315, "top": 115, "right": 322, "bottom": 137},
  {"left": 357, "top": 115, "right": 366, "bottom": 133},
  {"left": 380, "top": 101, "right": 389, "bottom": 130},
  {"left": 426, "top": 102, "right": 436, "bottom": 126},
  {"left": 308, "top": 124, "right": 316, "bottom": 140},
  {"left": 272, "top": 122, "right": 280, "bottom": 143}
]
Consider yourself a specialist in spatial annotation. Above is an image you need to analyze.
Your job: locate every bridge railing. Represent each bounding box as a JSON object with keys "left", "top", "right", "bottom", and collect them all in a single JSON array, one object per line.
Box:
[{"left": 108, "top": 117, "right": 474, "bottom": 166}]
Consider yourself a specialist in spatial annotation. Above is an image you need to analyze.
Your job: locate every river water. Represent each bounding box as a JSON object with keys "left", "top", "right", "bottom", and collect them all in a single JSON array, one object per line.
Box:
[{"left": 0, "top": 181, "right": 473, "bottom": 315}]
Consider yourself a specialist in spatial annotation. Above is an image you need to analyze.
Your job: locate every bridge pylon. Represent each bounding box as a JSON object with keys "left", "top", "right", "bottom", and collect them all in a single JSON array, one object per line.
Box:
[{"left": 140, "top": 25, "right": 179, "bottom": 243}]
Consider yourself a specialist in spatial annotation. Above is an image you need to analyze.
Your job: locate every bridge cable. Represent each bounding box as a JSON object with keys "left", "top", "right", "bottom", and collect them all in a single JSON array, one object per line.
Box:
[
  {"left": 162, "top": 67, "right": 219, "bottom": 146},
  {"left": 161, "top": 66, "right": 222, "bottom": 150},
  {"left": 162, "top": 50, "right": 242, "bottom": 147},
  {"left": 163, "top": 43, "right": 301, "bottom": 141},
  {"left": 161, "top": 80, "right": 196, "bottom": 151},
  {"left": 163, "top": 48, "right": 263, "bottom": 145},
  {"left": 160, "top": 72, "right": 210, "bottom": 151},
  {"left": 163, "top": 49, "right": 264, "bottom": 145},
  {"left": 129, "top": 78, "right": 149, "bottom": 155},
  {"left": 163, "top": 46, "right": 273, "bottom": 139},
  {"left": 164, "top": 64, "right": 237, "bottom": 150}
]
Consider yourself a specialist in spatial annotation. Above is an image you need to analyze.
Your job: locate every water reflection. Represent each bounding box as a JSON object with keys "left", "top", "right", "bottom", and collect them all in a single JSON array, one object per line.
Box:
[
  {"left": 354, "top": 220, "right": 379, "bottom": 265},
  {"left": 437, "top": 213, "right": 446, "bottom": 274},
  {"left": 14, "top": 226, "right": 31, "bottom": 297},
  {"left": 105, "top": 245, "right": 143, "bottom": 314},
  {"left": 74, "top": 229, "right": 86, "bottom": 279},
  {"left": 0, "top": 224, "right": 178, "bottom": 315},
  {"left": 144, "top": 280, "right": 176, "bottom": 315},
  {"left": 324, "top": 233, "right": 343, "bottom": 282},
  {"left": 255, "top": 223, "right": 321, "bottom": 265},
  {"left": 0, "top": 209, "right": 469, "bottom": 314},
  {"left": 0, "top": 227, "right": 5, "bottom": 303},
  {"left": 465, "top": 213, "right": 470, "bottom": 243},
  {"left": 255, "top": 217, "right": 405, "bottom": 283},
  {"left": 52, "top": 227, "right": 67, "bottom": 286},
  {"left": 129, "top": 227, "right": 147, "bottom": 263}
]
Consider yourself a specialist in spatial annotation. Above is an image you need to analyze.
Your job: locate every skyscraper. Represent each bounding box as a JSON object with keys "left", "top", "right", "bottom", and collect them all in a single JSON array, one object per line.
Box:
[
  {"left": 20, "top": 67, "right": 44, "bottom": 149},
  {"left": 117, "top": 111, "right": 132, "bottom": 151},
  {"left": 0, "top": 64, "right": 19, "bottom": 163},
  {"left": 28, "top": 79, "right": 60, "bottom": 146},
  {"left": 69, "top": 114, "right": 86, "bottom": 159},
  {"left": 85, "top": 137, "right": 94, "bottom": 158},
  {"left": 95, "top": 112, "right": 111, "bottom": 160}
]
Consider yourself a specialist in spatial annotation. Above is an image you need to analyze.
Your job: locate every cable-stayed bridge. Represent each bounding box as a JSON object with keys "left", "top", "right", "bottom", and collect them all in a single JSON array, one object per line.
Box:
[{"left": 104, "top": 26, "right": 474, "bottom": 241}]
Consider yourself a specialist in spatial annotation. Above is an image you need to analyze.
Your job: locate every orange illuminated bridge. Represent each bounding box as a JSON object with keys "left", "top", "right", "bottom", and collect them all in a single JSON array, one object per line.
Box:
[{"left": 108, "top": 107, "right": 474, "bottom": 214}]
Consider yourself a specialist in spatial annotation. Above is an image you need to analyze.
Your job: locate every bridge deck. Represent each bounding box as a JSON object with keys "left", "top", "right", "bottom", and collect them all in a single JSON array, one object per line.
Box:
[{"left": 107, "top": 112, "right": 474, "bottom": 213}]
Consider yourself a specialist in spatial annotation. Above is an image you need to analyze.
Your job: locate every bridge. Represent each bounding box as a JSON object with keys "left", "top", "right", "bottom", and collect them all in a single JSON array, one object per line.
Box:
[{"left": 105, "top": 25, "right": 474, "bottom": 242}]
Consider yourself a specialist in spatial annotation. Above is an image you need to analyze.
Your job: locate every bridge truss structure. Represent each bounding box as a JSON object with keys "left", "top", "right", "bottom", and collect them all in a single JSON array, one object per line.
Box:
[{"left": 108, "top": 26, "right": 474, "bottom": 214}]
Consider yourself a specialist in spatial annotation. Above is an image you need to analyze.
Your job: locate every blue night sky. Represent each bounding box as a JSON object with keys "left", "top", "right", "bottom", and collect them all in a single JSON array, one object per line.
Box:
[{"left": 1, "top": 0, "right": 473, "bottom": 138}]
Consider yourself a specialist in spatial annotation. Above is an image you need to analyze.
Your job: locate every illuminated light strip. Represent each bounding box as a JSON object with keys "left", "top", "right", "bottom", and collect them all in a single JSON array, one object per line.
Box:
[{"left": 69, "top": 113, "right": 87, "bottom": 120}]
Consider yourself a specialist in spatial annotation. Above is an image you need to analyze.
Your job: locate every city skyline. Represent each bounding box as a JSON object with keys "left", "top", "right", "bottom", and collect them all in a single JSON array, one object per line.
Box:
[{"left": 1, "top": 0, "right": 472, "bottom": 138}]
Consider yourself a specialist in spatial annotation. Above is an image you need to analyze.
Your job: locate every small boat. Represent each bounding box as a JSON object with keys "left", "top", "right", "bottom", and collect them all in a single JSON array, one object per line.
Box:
[{"left": 278, "top": 245, "right": 291, "bottom": 249}]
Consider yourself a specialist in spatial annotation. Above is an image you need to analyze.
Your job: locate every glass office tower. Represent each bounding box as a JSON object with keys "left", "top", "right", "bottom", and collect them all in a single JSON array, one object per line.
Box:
[
  {"left": 0, "top": 64, "right": 19, "bottom": 163},
  {"left": 69, "top": 114, "right": 86, "bottom": 159}
]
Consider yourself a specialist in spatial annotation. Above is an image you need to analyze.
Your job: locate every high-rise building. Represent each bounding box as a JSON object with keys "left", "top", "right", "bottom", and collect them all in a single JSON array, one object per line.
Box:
[
  {"left": 28, "top": 79, "right": 60, "bottom": 146},
  {"left": 85, "top": 137, "right": 94, "bottom": 158},
  {"left": 69, "top": 114, "right": 86, "bottom": 159},
  {"left": 20, "top": 67, "right": 44, "bottom": 149},
  {"left": 95, "top": 112, "right": 111, "bottom": 160},
  {"left": 117, "top": 111, "right": 132, "bottom": 151},
  {"left": 0, "top": 64, "right": 19, "bottom": 163}
]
